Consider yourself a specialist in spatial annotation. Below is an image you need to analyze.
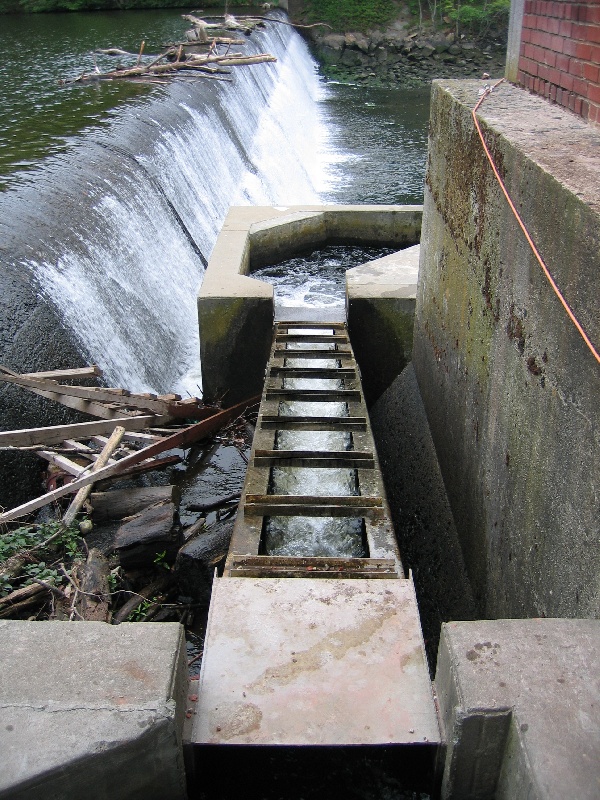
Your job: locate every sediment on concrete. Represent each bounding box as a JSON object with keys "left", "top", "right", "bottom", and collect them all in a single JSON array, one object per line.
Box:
[
  {"left": 346, "top": 244, "right": 419, "bottom": 406},
  {"left": 0, "top": 620, "right": 188, "bottom": 800},
  {"left": 435, "top": 618, "right": 600, "bottom": 800},
  {"left": 198, "top": 205, "right": 421, "bottom": 405},
  {"left": 413, "top": 79, "right": 600, "bottom": 619},
  {"left": 370, "top": 365, "right": 477, "bottom": 669}
]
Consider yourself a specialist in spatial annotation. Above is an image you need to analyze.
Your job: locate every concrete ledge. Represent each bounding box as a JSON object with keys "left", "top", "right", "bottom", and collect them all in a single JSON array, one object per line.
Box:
[
  {"left": 0, "top": 621, "right": 188, "bottom": 800},
  {"left": 435, "top": 618, "right": 600, "bottom": 800},
  {"left": 198, "top": 205, "right": 422, "bottom": 404},
  {"left": 346, "top": 245, "right": 419, "bottom": 405}
]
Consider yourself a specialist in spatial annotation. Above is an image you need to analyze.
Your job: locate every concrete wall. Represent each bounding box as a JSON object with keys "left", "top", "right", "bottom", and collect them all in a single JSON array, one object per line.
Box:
[
  {"left": 514, "top": 0, "right": 600, "bottom": 124},
  {"left": 199, "top": 206, "right": 421, "bottom": 405},
  {"left": 414, "top": 80, "right": 599, "bottom": 619}
]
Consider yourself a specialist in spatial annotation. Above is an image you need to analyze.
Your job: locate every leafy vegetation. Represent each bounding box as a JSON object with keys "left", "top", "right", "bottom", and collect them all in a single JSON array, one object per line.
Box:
[
  {"left": 407, "top": 0, "right": 510, "bottom": 37},
  {"left": 303, "top": 0, "right": 396, "bottom": 31},
  {"left": 0, "top": 0, "right": 269, "bottom": 13}
]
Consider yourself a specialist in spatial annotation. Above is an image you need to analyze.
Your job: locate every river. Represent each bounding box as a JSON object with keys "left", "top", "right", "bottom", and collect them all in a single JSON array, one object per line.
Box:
[{"left": 0, "top": 9, "right": 430, "bottom": 396}]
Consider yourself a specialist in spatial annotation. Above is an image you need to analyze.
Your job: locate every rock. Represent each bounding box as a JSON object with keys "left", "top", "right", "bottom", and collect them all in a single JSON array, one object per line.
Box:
[
  {"left": 114, "top": 502, "right": 182, "bottom": 569},
  {"left": 321, "top": 33, "right": 346, "bottom": 51},
  {"left": 339, "top": 49, "right": 369, "bottom": 67},
  {"left": 175, "top": 519, "right": 234, "bottom": 602},
  {"left": 345, "top": 32, "right": 370, "bottom": 53},
  {"left": 448, "top": 44, "right": 462, "bottom": 55}
]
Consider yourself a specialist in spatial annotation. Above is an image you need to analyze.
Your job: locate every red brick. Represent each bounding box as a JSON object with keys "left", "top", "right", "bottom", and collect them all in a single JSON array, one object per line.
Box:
[
  {"left": 568, "top": 58, "right": 584, "bottom": 76},
  {"left": 550, "top": 83, "right": 558, "bottom": 100},
  {"left": 524, "top": 0, "right": 533, "bottom": 12},
  {"left": 547, "top": 16, "right": 561, "bottom": 33},
  {"left": 561, "top": 93, "right": 570, "bottom": 108},
  {"left": 582, "top": 99, "right": 589, "bottom": 117},
  {"left": 548, "top": 66, "right": 561, "bottom": 83},
  {"left": 564, "top": 3, "right": 573, "bottom": 20},
  {"left": 545, "top": 48, "right": 558, "bottom": 66},
  {"left": 559, "top": 19, "right": 573, "bottom": 37},
  {"left": 530, "top": 28, "right": 545, "bottom": 47},
  {"left": 556, "top": 86, "right": 563, "bottom": 104},
  {"left": 538, "top": 63, "right": 550, "bottom": 80},
  {"left": 573, "top": 76, "right": 588, "bottom": 97},
  {"left": 569, "top": 92, "right": 577, "bottom": 110},
  {"left": 583, "top": 4, "right": 600, "bottom": 25},
  {"left": 591, "top": 44, "right": 600, "bottom": 64},
  {"left": 549, "top": 33, "right": 565, "bottom": 52},
  {"left": 585, "top": 23, "right": 600, "bottom": 44},
  {"left": 556, "top": 52, "right": 570, "bottom": 71},
  {"left": 588, "top": 82, "right": 600, "bottom": 103},
  {"left": 583, "top": 62, "right": 600, "bottom": 82},
  {"left": 574, "top": 96, "right": 583, "bottom": 115},
  {"left": 576, "top": 41, "right": 593, "bottom": 60},
  {"left": 559, "top": 71, "right": 575, "bottom": 90}
]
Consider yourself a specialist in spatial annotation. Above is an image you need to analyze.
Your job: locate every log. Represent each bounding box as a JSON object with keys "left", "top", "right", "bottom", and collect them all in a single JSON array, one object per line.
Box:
[
  {"left": 0, "top": 582, "right": 45, "bottom": 607},
  {"left": 0, "top": 396, "right": 259, "bottom": 522},
  {"left": 63, "top": 425, "right": 126, "bottom": 526},
  {"left": 77, "top": 548, "right": 111, "bottom": 622},
  {"left": 90, "top": 486, "right": 174, "bottom": 522},
  {"left": 176, "top": 519, "right": 233, "bottom": 601},
  {"left": 115, "top": 501, "right": 181, "bottom": 569},
  {"left": 186, "top": 491, "right": 240, "bottom": 513},
  {"left": 112, "top": 575, "right": 172, "bottom": 625}
]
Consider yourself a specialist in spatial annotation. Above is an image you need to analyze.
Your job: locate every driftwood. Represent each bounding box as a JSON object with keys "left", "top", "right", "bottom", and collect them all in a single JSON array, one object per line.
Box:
[
  {"left": 63, "top": 425, "right": 125, "bottom": 526},
  {"left": 0, "top": 583, "right": 47, "bottom": 618},
  {"left": 186, "top": 491, "right": 240, "bottom": 513},
  {"left": 176, "top": 519, "right": 234, "bottom": 601},
  {"left": 77, "top": 548, "right": 111, "bottom": 622},
  {"left": 112, "top": 574, "right": 173, "bottom": 624},
  {"left": 90, "top": 486, "right": 174, "bottom": 522}
]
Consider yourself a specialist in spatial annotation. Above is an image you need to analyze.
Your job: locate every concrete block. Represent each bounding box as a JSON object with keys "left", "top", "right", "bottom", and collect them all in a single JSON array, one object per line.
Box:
[
  {"left": 435, "top": 618, "right": 600, "bottom": 800},
  {"left": 0, "top": 620, "right": 188, "bottom": 800},
  {"left": 347, "top": 246, "right": 419, "bottom": 405}
]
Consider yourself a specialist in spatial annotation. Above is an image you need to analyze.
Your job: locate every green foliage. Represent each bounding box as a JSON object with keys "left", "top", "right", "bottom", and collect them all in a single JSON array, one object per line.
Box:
[
  {"left": 0, "top": 520, "right": 83, "bottom": 598},
  {"left": 153, "top": 549, "right": 170, "bottom": 570},
  {"left": 304, "top": 0, "right": 396, "bottom": 31},
  {"left": 406, "top": 0, "right": 510, "bottom": 36},
  {"left": 127, "top": 597, "right": 156, "bottom": 621}
]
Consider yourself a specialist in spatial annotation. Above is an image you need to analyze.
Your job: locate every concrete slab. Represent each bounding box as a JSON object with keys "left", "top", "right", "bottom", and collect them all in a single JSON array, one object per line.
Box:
[
  {"left": 346, "top": 245, "right": 420, "bottom": 300},
  {"left": 192, "top": 577, "right": 440, "bottom": 746},
  {"left": 435, "top": 618, "right": 600, "bottom": 800},
  {"left": 0, "top": 620, "right": 188, "bottom": 800}
]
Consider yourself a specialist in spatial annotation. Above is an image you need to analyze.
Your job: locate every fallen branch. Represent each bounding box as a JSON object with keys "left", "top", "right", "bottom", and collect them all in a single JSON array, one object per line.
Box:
[{"left": 112, "top": 575, "right": 172, "bottom": 624}]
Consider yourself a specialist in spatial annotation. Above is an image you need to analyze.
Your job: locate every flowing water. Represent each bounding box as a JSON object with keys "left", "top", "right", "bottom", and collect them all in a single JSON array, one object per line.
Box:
[{"left": 0, "top": 10, "right": 429, "bottom": 397}]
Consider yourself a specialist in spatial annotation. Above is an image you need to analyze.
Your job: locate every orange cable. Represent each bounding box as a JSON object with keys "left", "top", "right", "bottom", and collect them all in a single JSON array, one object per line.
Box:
[{"left": 472, "top": 78, "right": 600, "bottom": 365}]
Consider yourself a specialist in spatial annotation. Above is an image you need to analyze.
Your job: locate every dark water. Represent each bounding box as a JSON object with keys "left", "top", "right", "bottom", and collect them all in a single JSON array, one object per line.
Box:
[{"left": 0, "top": 11, "right": 430, "bottom": 202}]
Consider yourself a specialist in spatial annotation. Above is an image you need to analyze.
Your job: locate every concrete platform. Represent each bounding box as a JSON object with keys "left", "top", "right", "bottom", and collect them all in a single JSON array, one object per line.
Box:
[
  {"left": 435, "top": 618, "right": 600, "bottom": 800},
  {"left": 0, "top": 620, "right": 188, "bottom": 800},
  {"left": 192, "top": 576, "right": 440, "bottom": 746},
  {"left": 346, "top": 245, "right": 420, "bottom": 404}
]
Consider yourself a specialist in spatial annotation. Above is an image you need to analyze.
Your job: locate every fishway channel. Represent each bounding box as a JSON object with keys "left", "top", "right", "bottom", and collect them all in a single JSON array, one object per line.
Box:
[{"left": 190, "top": 322, "right": 441, "bottom": 767}]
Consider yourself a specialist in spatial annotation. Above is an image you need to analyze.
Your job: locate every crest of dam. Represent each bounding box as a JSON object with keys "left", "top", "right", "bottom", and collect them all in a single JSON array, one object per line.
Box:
[{"left": 0, "top": 16, "right": 332, "bottom": 413}]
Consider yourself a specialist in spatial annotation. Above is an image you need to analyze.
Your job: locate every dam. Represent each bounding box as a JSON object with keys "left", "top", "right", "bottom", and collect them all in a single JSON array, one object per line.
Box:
[{"left": 0, "top": 5, "right": 598, "bottom": 800}]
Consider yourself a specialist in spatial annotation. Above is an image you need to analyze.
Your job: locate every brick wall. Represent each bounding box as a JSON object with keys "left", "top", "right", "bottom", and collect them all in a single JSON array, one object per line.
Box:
[{"left": 518, "top": 1, "right": 600, "bottom": 124}]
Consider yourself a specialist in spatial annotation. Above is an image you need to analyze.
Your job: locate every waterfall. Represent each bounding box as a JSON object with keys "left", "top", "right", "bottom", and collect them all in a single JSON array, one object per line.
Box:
[{"left": 0, "top": 18, "right": 336, "bottom": 397}]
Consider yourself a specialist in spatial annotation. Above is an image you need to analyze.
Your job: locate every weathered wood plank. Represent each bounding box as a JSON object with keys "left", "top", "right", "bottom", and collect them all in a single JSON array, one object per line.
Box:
[
  {"left": 0, "top": 416, "right": 160, "bottom": 449},
  {"left": 259, "top": 415, "right": 367, "bottom": 431},
  {"left": 253, "top": 449, "right": 374, "bottom": 468},
  {"left": 228, "top": 555, "right": 397, "bottom": 579},
  {"left": 0, "top": 396, "right": 259, "bottom": 522},
  {"left": 21, "top": 366, "right": 102, "bottom": 381},
  {"left": 244, "top": 494, "right": 383, "bottom": 518},
  {"left": 265, "top": 389, "right": 362, "bottom": 401}
]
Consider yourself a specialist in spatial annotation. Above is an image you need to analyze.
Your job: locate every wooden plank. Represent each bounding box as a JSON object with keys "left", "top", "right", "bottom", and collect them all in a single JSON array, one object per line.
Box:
[
  {"left": 272, "top": 349, "right": 353, "bottom": 359},
  {"left": 21, "top": 366, "right": 102, "bottom": 382},
  {"left": 0, "top": 396, "right": 259, "bottom": 522},
  {"left": 268, "top": 367, "right": 356, "bottom": 378},
  {"left": 228, "top": 555, "right": 397, "bottom": 579},
  {"left": 0, "top": 374, "right": 173, "bottom": 416},
  {"left": 265, "top": 389, "right": 362, "bottom": 401},
  {"left": 0, "top": 416, "right": 161, "bottom": 448},
  {"left": 275, "top": 334, "right": 349, "bottom": 343},
  {"left": 259, "top": 415, "right": 367, "bottom": 431},
  {"left": 274, "top": 322, "right": 346, "bottom": 329},
  {"left": 244, "top": 494, "right": 383, "bottom": 518},
  {"left": 36, "top": 451, "right": 87, "bottom": 477},
  {"left": 253, "top": 449, "right": 374, "bottom": 468}
]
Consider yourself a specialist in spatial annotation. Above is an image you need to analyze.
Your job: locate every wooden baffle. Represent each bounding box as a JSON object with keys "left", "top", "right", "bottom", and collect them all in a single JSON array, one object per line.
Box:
[{"left": 191, "top": 323, "right": 440, "bottom": 750}]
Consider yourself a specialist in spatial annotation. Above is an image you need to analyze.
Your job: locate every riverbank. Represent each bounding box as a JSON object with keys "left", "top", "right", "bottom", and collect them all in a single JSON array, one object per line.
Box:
[{"left": 307, "top": 26, "right": 507, "bottom": 89}]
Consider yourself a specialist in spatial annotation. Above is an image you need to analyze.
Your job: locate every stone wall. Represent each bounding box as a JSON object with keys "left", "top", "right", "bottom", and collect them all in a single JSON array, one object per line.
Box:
[
  {"left": 413, "top": 79, "right": 599, "bottom": 619},
  {"left": 310, "top": 29, "right": 507, "bottom": 87}
]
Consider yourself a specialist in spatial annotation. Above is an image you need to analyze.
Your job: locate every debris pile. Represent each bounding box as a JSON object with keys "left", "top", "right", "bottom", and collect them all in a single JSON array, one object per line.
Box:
[{"left": 0, "top": 363, "right": 257, "bottom": 659}]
